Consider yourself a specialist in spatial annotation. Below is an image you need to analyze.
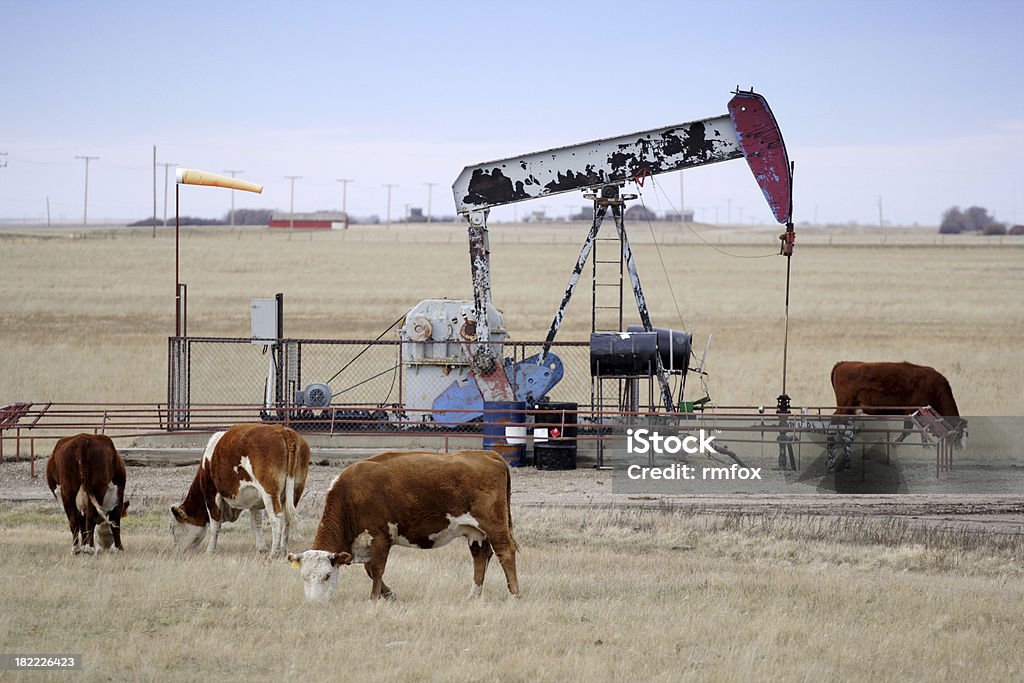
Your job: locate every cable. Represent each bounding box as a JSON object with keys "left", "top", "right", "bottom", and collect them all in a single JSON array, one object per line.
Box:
[
  {"left": 636, "top": 184, "right": 688, "bottom": 331},
  {"left": 650, "top": 177, "right": 776, "bottom": 259},
  {"left": 325, "top": 313, "right": 405, "bottom": 387}
]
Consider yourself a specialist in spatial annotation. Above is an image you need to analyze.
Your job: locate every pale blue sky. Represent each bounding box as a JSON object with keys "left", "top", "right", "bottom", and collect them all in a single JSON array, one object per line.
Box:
[{"left": 2, "top": 0, "right": 1022, "bottom": 225}]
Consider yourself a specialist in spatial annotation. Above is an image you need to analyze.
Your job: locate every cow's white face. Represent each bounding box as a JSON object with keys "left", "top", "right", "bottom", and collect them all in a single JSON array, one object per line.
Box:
[
  {"left": 168, "top": 507, "right": 208, "bottom": 551},
  {"left": 287, "top": 550, "right": 352, "bottom": 602}
]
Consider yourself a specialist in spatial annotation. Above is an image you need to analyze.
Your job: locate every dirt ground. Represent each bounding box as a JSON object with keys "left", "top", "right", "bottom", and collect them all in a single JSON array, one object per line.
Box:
[{"left": 5, "top": 453, "right": 1023, "bottom": 538}]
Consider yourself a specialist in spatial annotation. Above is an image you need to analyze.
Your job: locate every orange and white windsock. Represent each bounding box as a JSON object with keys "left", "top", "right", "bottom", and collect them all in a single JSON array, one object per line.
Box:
[{"left": 176, "top": 168, "right": 263, "bottom": 194}]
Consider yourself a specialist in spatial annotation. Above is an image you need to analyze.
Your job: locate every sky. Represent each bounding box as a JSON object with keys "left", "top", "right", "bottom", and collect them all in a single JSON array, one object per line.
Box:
[{"left": 2, "top": 0, "right": 1022, "bottom": 227}]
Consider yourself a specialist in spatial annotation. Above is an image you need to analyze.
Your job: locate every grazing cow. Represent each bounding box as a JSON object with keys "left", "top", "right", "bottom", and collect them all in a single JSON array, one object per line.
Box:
[
  {"left": 288, "top": 450, "right": 519, "bottom": 602},
  {"left": 170, "top": 424, "right": 310, "bottom": 558},
  {"left": 829, "top": 361, "right": 967, "bottom": 468},
  {"left": 46, "top": 434, "right": 128, "bottom": 555}
]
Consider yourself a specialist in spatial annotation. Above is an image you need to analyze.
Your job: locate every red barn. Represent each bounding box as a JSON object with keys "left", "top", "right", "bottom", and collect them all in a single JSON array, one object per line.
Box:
[{"left": 268, "top": 211, "right": 348, "bottom": 229}]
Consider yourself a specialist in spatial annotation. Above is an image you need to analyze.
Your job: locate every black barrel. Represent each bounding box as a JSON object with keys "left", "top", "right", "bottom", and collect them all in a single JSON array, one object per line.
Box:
[
  {"left": 532, "top": 401, "right": 578, "bottom": 470},
  {"left": 534, "top": 443, "right": 576, "bottom": 470},
  {"left": 626, "top": 325, "right": 692, "bottom": 374},
  {"left": 589, "top": 331, "right": 658, "bottom": 376}
]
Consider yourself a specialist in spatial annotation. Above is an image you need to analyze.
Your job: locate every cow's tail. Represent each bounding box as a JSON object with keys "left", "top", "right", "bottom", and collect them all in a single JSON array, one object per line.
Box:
[
  {"left": 505, "top": 461, "right": 519, "bottom": 552},
  {"left": 283, "top": 431, "right": 299, "bottom": 527},
  {"left": 72, "top": 436, "right": 111, "bottom": 525}
]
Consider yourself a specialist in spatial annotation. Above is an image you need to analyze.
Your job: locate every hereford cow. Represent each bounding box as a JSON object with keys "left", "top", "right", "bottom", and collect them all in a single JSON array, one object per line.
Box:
[
  {"left": 830, "top": 361, "right": 967, "bottom": 465},
  {"left": 169, "top": 424, "right": 310, "bottom": 558},
  {"left": 287, "top": 450, "right": 519, "bottom": 602},
  {"left": 46, "top": 433, "right": 128, "bottom": 555}
]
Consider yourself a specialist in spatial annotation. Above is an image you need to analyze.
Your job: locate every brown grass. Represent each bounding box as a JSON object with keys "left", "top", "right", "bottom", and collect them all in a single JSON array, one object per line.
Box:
[
  {"left": 2, "top": 502, "right": 1023, "bottom": 682},
  {"left": 1, "top": 222, "right": 1021, "bottom": 414}
]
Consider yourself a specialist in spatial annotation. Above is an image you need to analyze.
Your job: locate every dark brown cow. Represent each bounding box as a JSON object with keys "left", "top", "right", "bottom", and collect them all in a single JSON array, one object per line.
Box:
[
  {"left": 169, "top": 424, "right": 310, "bottom": 558},
  {"left": 831, "top": 361, "right": 967, "bottom": 448},
  {"left": 46, "top": 434, "right": 128, "bottom": 555},
  {"left": 288, "top": 450, "right": 519, "bottom": 602}
]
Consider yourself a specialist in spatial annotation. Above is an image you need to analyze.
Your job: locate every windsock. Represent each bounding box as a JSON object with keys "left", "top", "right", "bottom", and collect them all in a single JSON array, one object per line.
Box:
[{"left": 176, "top": 168, "right": 263, "bottom": 194}]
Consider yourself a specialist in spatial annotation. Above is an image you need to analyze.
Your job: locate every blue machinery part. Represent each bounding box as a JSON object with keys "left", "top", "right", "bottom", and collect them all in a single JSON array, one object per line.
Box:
[{"left": 431, "top": 352, "right": 564, "bottom": 423}]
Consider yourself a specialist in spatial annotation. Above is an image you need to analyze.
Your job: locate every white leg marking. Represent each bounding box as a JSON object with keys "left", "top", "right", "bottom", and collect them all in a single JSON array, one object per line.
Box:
[
  {"left": 206, "top": 519, "right": 221, "bottom": 554},
  {"left": 250, "top": 508, "right": 268, "bottom": 553}
]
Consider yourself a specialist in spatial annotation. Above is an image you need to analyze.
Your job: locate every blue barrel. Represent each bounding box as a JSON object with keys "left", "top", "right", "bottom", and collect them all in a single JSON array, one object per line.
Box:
[{"left": 482, "top": 400, "right": 527, "bottom": 467}]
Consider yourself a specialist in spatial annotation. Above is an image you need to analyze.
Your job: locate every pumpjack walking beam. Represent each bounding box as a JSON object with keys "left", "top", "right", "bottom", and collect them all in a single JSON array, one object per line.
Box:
[{"left": 453, "top": 89, "right": 793, "bottom": 406}]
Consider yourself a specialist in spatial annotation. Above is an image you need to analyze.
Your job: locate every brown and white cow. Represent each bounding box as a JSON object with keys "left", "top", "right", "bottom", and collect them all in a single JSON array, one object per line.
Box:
[
  {"left": 830, "top": 361, "right": 967, "bottom": 466},
  {"left": 169, "top": 424, "right": 310, "bottom": 558},
  {"left": 287, "top": 450, "right": 519, "bottom": 602},
  {"left": 46, "top": 433, "right": 128, "bottom": 555}
]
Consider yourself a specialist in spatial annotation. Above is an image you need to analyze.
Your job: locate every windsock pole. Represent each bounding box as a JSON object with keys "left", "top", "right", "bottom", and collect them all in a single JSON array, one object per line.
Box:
[{"left": 174, "top": 168, "right": 264, "bottom": 336}]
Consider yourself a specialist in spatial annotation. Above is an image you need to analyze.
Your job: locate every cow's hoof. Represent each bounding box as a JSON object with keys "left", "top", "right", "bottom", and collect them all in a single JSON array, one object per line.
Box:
[{"left": 109, "top": 546, "right": 124, "bottom": 554}]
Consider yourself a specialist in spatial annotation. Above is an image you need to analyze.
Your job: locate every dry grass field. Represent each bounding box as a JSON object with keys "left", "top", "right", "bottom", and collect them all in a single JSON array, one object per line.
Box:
[
  {"left": 1, "top": 221, "right": 1022, "bottom": 414},
  {"left": 2, "top": 222, "right": 1023, "bottom": 681},
  {"left": 3, "top": 502, "right": 1024, "bottom": 682}
]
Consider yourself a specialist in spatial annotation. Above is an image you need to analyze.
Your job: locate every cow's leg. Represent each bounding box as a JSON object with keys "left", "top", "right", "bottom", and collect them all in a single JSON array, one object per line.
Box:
[
  {"left": 363, "top": 562, "right": 394, "bottom": 600},
  {"left": 468, "top": 539, "right": 493, "bottom": 599},
  {"left": 366, "top": 536, "right": 393, "bottom": 600},
  {"left": 260, "top": 491, "right": 286, "bottom": 558},
  {"left": 109, "top": 485, "right": 125, "bottom": 552},
  {"left": 61, "top": 497, "right": 84, "bottom": 554},
  {"left": 249, "top": 508, "right": 268, "bottom": 553},
  {"left": 481, "top": 526, "right": 519, "bottom": 596},
  {"left": 80, "top": 504, "right": 98, "bottom": 555},
  {"left": 206, "top": 518, "right": 222, "bottom": 554}
]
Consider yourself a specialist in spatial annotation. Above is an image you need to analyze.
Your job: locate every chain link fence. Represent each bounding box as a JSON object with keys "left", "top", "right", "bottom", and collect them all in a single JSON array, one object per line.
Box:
[{"left": 168, "top": 337, "right": 613, "bottom": 431}]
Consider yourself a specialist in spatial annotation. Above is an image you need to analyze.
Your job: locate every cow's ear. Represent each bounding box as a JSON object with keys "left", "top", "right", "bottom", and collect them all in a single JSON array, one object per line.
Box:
[
  {"left": 287, "top": 552, "right": 302, "bottom": 569},
  {"left": 330, "top": 552, "right": 352, "bottom": 567},
  {"left": 170, "top": 505, "right": 185, "bottom": 523}
]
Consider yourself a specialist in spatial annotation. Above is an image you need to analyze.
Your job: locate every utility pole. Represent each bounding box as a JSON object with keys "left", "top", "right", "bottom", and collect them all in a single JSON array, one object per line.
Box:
[
  {"left": 679, "top": 171, "right": 684, "bottom": 223},
  {"left": 337, "top": 178, "right": 353, "bottom": 215},
  {"left": 75, "top": 155, "right": 99, "bottom": 226},
  {"left": 877, "top": 195, "right": 885, "bottom": 243},
  {"left": 152, "top": 146, "right": 157, "bottom": 237},
  {"left": 158, "top": 162, "right": 176, "bottom": 226},
  {"left": 285, "top": 176, "right": 302, "bottom": 230},
  {"left": 382, "top": 184, "right": 397, "bottom": 228},
  {"left": 223, "top": 169, "right": 244, "bottom": 226},
  {"left": 424, "top": 182, "right": 436, "bottom": 223}
]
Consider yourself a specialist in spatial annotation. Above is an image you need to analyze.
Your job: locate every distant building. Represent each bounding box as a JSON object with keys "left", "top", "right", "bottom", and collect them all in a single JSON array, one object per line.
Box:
[{"left": 268, "top": 211, "right": 348, "bottom": 229}]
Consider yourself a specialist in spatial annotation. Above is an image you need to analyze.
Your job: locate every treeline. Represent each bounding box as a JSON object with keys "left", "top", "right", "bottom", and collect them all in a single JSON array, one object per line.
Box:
[
  {"left": 128, "top": 208, "right": 275, "bottom": 227},
  {"left": 939, "top": 206, "right": 1015, "bottom": 235}
]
